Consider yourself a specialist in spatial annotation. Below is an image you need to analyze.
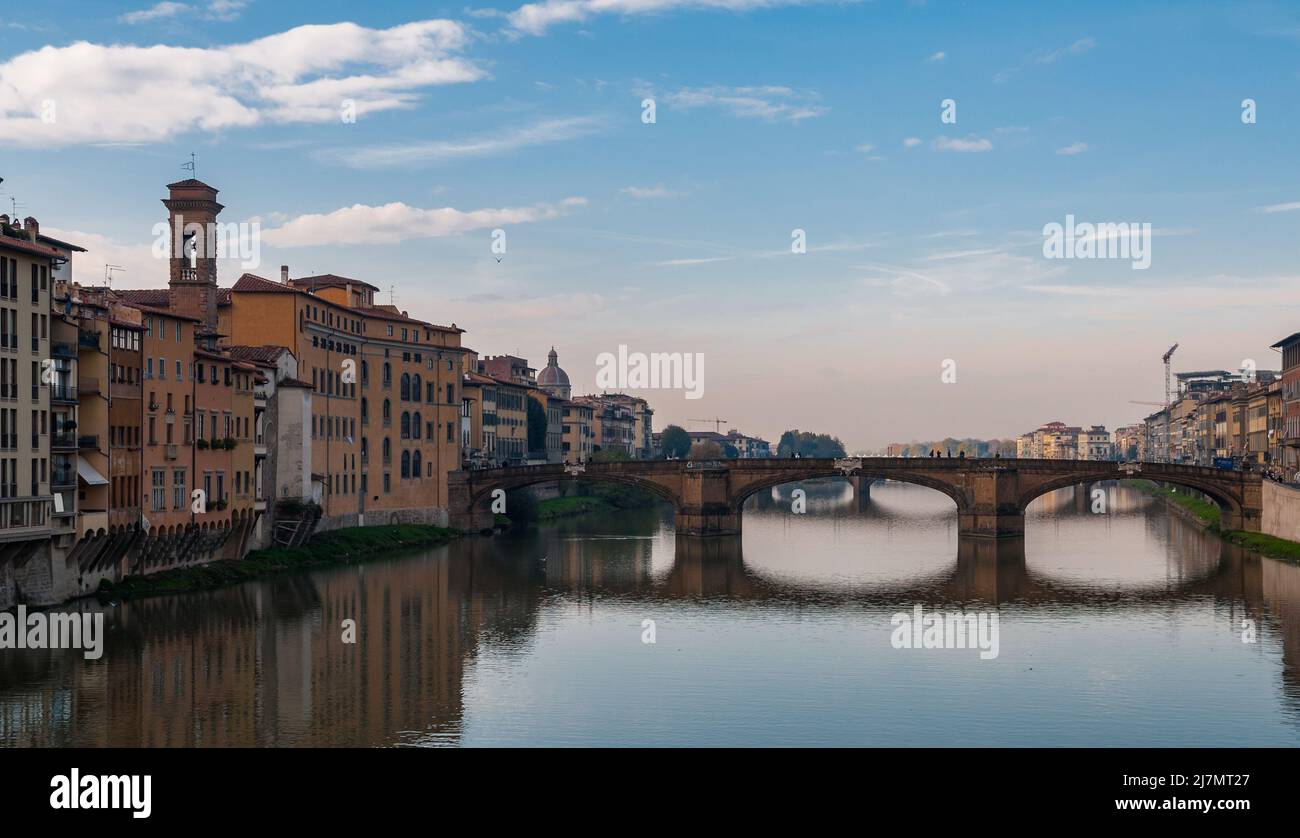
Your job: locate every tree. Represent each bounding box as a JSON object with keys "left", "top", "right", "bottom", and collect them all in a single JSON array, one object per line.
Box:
[
  {"left": 688, "top": 440, "right": 723, "bottom": 460},
  {"left": 777, "top": 430, "right": 846, "bottom": 458},
  {"left": 660, "top": 424, "right": 691, "bottom": 459},
  {"left": 526, "top": 397, "right": 547, "bottom": 453},
  {"left": 592, "top": 447, "right": 631, "bottom": 463}
]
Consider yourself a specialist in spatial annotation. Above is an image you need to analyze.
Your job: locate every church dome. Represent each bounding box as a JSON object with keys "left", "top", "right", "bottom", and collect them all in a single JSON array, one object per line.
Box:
[{"left": 538, "top": 347, "right": 571, "bottom": 395}]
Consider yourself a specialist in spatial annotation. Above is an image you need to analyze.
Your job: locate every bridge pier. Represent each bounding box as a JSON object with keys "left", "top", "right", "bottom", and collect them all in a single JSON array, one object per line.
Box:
[
  {"left": 851, "top": 475, "right": 871, "bottom": 512},
  {"left": 957, "top": 468, "right": 1024, "bottom": 539},
  {"left": 675, "top": 464, "right": 741, "bottom": 536},
  {"left": 447, "top": 479, "right": 496, "bottom": 533}
]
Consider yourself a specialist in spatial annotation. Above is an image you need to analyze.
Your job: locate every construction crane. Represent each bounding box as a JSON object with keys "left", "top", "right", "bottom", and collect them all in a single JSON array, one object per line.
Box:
[
  {"left": 1162, "top": 343, "right": 1179, "bottom": 410},
  {"left": 1128, "top": 400, "right": 1164, "bottom": 408},
  {"left": 688, "top": 417, "right": 729, "bottom": 433}
]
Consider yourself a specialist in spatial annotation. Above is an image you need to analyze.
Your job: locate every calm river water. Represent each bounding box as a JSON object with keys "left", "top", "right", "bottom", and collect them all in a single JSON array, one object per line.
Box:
[{"left": 3, "top": 482, "right": 1299, "bottom": 746}]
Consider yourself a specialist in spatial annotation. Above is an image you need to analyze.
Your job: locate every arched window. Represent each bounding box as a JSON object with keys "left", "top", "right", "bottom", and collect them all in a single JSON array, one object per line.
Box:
[
  {"left": 400, "top": 373, "right": 410, "bottom": 401},
  {"left": 361, "top": 360, "right": 369, "bottom": 386},
  {"left": 360, "top": 397, "right": 368, "bottom": 424},
  {"left": 382, "top": 399, "right": 391, "bottom": 426},
  {"left": 382, "top": 437, "right": 391, "bottom": 464},
  {"left": 361, "top": 437, "right": 369, "bottom": 462},
  {"left": 412, "top": 374, "right": 421, "bottom": 401},
  {"left": 401, "top": 412, "right": 410, "bottom": 439},
  {"left": 401, "top": 450, "right": 410, "bottom": 479},
  {"left": 383, "top": 362, "right": 391, "bottom": 387},
  {"left": 412, "top": 412, "right": 421, "bottom": 439},
  {"left": 412, "top": 450, "right": 422, "bottom": 479}
]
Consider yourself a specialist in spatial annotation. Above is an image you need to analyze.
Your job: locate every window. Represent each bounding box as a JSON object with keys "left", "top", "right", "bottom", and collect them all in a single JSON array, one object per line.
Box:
[
  {"left": 172, "top": 469, "right": 186, "bottom": 510},
  {"left": 383, "top": 362, "right": 391, "bottom": 387},
  {"left": 400, "top": 373, "right": 410, "bottom": 401},
  {"left": 382, "top": 438, "right": 391, "bottom": 465},
  {"left": 412, "top": 450, "right": 421, "bottom": 478},
  {"left": 400, "top": 412, "right": 410, "bottom": 439},
  {"left": 361, "top": 360, "right": 369, "bottom": 386},
  {"left": 412, "top": 413, "right": 421, "bottom": 440},
  {"left": 401, "top": 450, "right": 410, "bottom": 479},
  {"left": 360, "top": 398, "right": 368, "bottom": 424},
  {"left": 383, "top": 399, "right": 391, "bottom": 426},
  {"left": 151, "top": 469, "right": 166, "bottom": 512},
  {"left": 412, "top": 375, "right": 421, "bottom": 401}
]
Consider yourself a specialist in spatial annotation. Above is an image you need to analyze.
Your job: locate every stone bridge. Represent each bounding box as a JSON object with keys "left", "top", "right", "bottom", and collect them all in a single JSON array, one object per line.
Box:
[{"left": 447, "top": 457, "right": 1263, "bottom": 538}]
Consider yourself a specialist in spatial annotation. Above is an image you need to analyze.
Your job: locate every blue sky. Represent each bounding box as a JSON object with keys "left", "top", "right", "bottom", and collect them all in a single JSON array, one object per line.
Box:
[{"left": 2, "top": 0, "right": 1299, "bottom": 447}]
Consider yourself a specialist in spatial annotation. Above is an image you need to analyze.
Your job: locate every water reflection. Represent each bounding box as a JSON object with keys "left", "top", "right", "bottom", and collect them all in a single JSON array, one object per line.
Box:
[{"left": 2, "top": 482, "right": 1300, "bottom": 746}]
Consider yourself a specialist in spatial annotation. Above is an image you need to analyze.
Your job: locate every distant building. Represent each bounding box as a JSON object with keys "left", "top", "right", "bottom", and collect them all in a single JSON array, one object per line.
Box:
[{"left": 1272, "top": 332, "right": 1300, "bottom": 472}]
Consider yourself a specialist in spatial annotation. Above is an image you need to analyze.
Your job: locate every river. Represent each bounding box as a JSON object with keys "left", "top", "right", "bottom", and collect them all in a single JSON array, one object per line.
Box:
[{"left": 3, "top": 481, "right": 1299, "bottom": 746}]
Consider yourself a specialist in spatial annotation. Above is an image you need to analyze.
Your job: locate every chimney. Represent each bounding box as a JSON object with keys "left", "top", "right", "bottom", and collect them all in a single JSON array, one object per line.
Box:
[
  {"left": 23, "top": 216, "right": 38, "bottom": 242},
  {"left": 280, "top": 265, "right": 289, "bottom": 284}
]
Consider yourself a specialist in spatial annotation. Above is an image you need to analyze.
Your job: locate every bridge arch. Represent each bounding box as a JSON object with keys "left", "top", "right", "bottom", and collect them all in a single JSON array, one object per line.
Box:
[
  {"left": 463, "top": 470, "right": 679, "bottom": 516},
  {"left": 729, "top": 469, "right": 969, "bottom": 515},
  {"left": 1017, "top": 472, "right": 1244, "bottom": 524}
]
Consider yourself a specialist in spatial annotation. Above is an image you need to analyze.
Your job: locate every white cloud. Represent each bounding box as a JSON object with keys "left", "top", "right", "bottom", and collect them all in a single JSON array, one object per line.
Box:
[
  {"left": 0, "top": 19, "right": 482, "bottom": 146},
  {"left": 121, "top": 1, "right": 250, "bottom": 24},
  {"left": 318, "top": 115, "right": 606, "bottom": 168},
  {"left": 620, "top": 185, "right": 682, "bottom": 198},
  {"left": 262, "top": 197, "right": 587, "bottom": 247},
  {"left": 855, "top": 143, "right": 875, "bottom": 153},
  {"left": 1259, "top": 201, "right": 1300, "bottom": 213},
  {"left": 925, "top": 51, "right": 946, "bottom": 62},
  {"left": 902, "top": 137, "right": 922, "bottom": 147},
  {"left": 656, "top": 256, "right": 734, "bottom": 266},
  {"left": 1022, "top": 284, "right": 1134, "bottom": 297},
  {"left": 996, "top": 37, "right": 1094, "bottom": 83},
  {"left": 1056, "top": 141, "right": 1088, "bottom": 155},
  {"left": 507, "top": 0, "right": 841, "bottom": 37},
  {"left": 1030, "top": 37, "right": 1097, "bottom": 64},
  {"left": 661, "top": 85, "right": 827, "bottom": 122},
  {"left": 933, "top": 135, "right": 993, "bottom": 152},
  {"left": 120, "top": 2, "right": 187, "bottom": 23}
]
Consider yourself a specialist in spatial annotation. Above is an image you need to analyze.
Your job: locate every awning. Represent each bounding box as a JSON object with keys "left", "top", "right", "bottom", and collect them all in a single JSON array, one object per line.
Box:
[{"left": 77, "top": 458, "right": 108, "bottom": 486}]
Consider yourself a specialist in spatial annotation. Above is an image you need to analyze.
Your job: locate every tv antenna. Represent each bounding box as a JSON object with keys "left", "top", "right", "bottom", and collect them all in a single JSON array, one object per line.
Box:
[
  {"left": 181, "top": 152, "right": 197, "bottom": 179},
  {"left": 389, "top": 285, "right": 396, "bottom": 306},
  {"left": 105, "top": 265, "right": 124, "bottom": 286}
]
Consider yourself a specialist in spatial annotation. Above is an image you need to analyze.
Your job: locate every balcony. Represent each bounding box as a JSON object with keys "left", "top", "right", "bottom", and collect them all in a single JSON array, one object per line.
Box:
[
  {"left": 78, "top": 510, "right": 108, "bottom": 539},
  {"left": 78, "top": 377, "right": 100, "bottom": 397},
  {"left": 78, "top": 329, "right": 101, "bottom": 350},
  {"left": 0, "top": 497, "right": 51, "bottom": 542},
  {"left": 52, "top": 342, "right": 77, "bottom": 359},
  {"left": 78, "top": 434, "right": 99, "bottom": 449},
  {"left": 51, "top": 432, "right": 76, "bottom": 449},
  {"left": 50, "top": 383, "right": 78, "bottom": 403}
]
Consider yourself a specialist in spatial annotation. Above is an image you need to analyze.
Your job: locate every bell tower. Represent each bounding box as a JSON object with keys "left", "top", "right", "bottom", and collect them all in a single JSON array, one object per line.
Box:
[{"left": 162, "top": 179, "right": 224, "bottom": 331}]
